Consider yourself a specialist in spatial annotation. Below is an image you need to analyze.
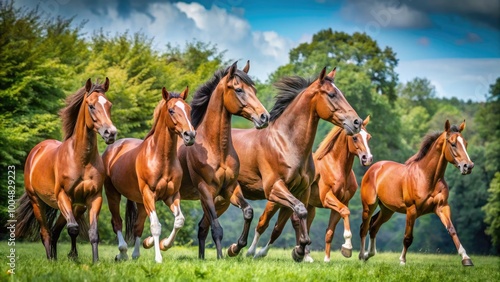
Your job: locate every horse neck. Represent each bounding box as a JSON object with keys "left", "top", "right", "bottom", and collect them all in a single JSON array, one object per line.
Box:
[
  {"left": 322, "top": 132, "right": 355, "bottom": 177},
  {"left": 144, "top": 109, "right": 178, "bottom": 162},
  {"left": 272, "top": 90, "right": 319, "bottom": 160},
  {"left": 414, "top": 134, "right": 449, "bottom": 186},
  {"left": 197, "top": 84, "right": 232, "bottom": 156},
  {"left": 70, "top": 99, "right": 98, "bottom": 165}
]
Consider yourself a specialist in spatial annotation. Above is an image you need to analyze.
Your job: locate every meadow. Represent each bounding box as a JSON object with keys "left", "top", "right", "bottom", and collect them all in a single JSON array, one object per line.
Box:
[{"left": 1, "top": 242, "right": 498, "bottom": 282}]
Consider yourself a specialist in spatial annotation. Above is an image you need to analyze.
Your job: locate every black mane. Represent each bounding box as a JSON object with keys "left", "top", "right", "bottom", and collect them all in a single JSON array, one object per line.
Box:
[
  {"left": 190, "top": 67, "right": 254, "bottom": 129},
  {"left": 269, "top": 76, "right": 313, "bottom": 122}
]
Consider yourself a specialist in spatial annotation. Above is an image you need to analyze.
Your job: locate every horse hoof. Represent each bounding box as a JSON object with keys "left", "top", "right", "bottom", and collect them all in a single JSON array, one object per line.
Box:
[
  {"left": 159, "top": 238, "right": 171, "bottom": 251},
  {"left": 292, "top": 247, "right": 304, "bottom": 262},
  {"left": 227, "top": 244, "right": 239, "bottom": 257},
  {"left": 341, "top": 246, "right": 352, "bottom": 258},
  {"left": 143, "top": 237, "right": 154, "bottom": 249},
  {"left": 462, "top": 258, "right": 474, "bottom": 266}
]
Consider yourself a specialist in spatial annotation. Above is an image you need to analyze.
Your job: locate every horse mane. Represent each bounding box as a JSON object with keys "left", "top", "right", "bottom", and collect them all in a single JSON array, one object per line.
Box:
[
  {"left": 191, "top": 67, "right": 255, "bottom": 129},
  {"left": 269, "top": 76, "right": 313, "bottom": 122},
  {"left": 60, "top": 81, "right": 106, "bottom": 140},
  {"left": 143, "top": 92, "right": 181, "bottom": 140},
  {"left": 405, "top": 125, "right": 460, "bottom": 165},
  {"left": 315, "top": 126, "right": 344, "bottom": 160}
]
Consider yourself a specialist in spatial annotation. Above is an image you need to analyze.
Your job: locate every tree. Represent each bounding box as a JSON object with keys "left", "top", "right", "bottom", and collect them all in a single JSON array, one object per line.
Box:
[{"left": 482, "top": 173, "right": 500, "bottom": 253}]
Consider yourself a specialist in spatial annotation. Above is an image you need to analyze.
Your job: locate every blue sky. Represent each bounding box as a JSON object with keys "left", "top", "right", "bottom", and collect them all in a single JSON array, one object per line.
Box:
[{"left": 17, "top": 0, "right": 500, "bottom": 101}]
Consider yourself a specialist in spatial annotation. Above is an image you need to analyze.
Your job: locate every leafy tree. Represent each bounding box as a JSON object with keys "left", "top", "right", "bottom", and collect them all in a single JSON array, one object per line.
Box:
[{"left": 482, "top": 172, "right": 500, "bottom": 253}]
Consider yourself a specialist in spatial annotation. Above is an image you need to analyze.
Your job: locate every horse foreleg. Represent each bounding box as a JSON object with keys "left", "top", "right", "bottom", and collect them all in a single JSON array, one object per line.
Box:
[
  {"left": 68, "top": 205, "right": 87, "bottom": 260},
  {"left": 160, "top": 193, "right": 185, "bottom": 251},
  {"left": 227, "top": 183, "right": 253, "bottom": 257},
  {"left": 86, "top": 196, "right": 101, "bottom": 263},
  {"left": 267, "top": 180, "right": 310, "bottom": 262},
  {"left": 141, "top": 185, "right": 162, "bottom": 263},
  {"left": 323, "top": 190, "right": 352, "bottom": 258},
  {"left": 247, "top": 201, "right": 279, "bottom": 258},
  {"left": 436, "top": 204, "right": 473, "bottom": 266},
  {"left": 104, "top": 177, "right": 128, "bottom": 261},
  {"left": 255, "top": 207, "right": 292, "bottom": 259},
  {"left": 132, "top": 203, "right": 147, "bottom": 259},
  {"left": 57, "top": 190, "right": 79, "bottom": 260},
  {"left": 324, "top": 211, "right": 341, "bottom": 262},
  {"left": 290, "top": 205, "right": 315, "bottom": 262},
  {"left": 399, "top": 205, "right": 416, "bottom": 265}
]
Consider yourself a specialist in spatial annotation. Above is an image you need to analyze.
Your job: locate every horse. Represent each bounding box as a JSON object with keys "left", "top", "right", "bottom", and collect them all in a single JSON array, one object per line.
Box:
[
  {"left": 176, "top": 61, "right": 270, "bottom": 259},
  {"left": 229, "top": 67, "right": 362, "bottom": 261},
  {"left": 290, "top": 116, "right": 372, "bottom": 263},
  {"left": 102, "top": 86, "right": 195, "bottom": 263},
  {"left": 359, "top": 120, "right": 475, "bottom": 266},
  {"left": 16, "top": 78, "right": 117, "bottom": 263}
]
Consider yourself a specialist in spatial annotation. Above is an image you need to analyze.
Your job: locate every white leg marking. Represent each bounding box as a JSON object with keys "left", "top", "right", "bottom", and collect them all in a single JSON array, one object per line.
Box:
[
  {"left": 116, "top": 231, "right": 128, "bottom": 260},
  {"left": 255, "top": 240, "right": 271, "bottom": 258},
  {"left": 162, "top": 206, "right": 185, "bottom": 250},
  {"left": 132, "top": 237, "right": 141, "bottom": 259},
  {"left": 246, "top": 230, "right": 261, "bottom": 257},
  {"left": 342, "top": 230, "right": 353, "bottom": 250},
  {"left": 149, "top": 211, "right": 162, "bottom": 263},
  {"left": 458, "top": 244, "right": 470, "bottom": 260}
]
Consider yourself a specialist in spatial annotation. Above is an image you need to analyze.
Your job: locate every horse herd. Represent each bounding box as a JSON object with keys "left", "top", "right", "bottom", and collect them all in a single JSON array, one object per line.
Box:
[{"left": 15, "top": 61, "right": 475, "bottom": 267}]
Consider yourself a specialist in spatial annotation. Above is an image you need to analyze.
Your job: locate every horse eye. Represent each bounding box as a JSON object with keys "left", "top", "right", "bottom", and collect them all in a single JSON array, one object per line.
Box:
[
  {"left": 168, "top": 109, "right": 175, "bottom": 115},
  {"left": 328, "top": 91, "right": 336, "bottom": 98},
  {"left": 451, "top": 142, "right": 456, "bottom": 147},
  {"left": 235, "top": 88, "right": 243, "bottom": 94},
  {"left": 352, "top": 136, "right": 358, "bottom": 142},
  {"left": 89, "top": 105, "right": 95, "bottom": 110}
]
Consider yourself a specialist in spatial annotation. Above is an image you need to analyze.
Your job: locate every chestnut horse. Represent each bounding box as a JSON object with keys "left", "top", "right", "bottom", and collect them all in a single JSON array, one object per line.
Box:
[
  {"left": 359, "top": 120, "right": 474, "bottom": 266},
  {"left": 230, "top": 68, "right": 362, "bottom": 261},
  {"left": 16, "top": 78, "right": 117, "bottom": 263},
  {"left": 290, "top": 116, "right": 372, "bottom": 262},
  {"left": 177, "top": 61, "right": 269, "bottom": 259},
  {"left": 103, "top": 87, "right": 195, "bottom": 263}
]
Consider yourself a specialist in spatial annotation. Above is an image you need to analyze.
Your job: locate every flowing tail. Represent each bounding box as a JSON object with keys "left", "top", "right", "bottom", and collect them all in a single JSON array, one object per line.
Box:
[
  {"left": 125, "top": 199, "right": 138, "bottom": 243},
  {"left": 15, "top": 192, "right": 90, "bottom": 241}
]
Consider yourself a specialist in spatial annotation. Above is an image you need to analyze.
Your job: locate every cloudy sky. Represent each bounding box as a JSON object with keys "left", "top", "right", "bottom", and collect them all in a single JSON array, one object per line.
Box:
[{"left": 16, "top": 0, "right": 500, "bottom": 101}]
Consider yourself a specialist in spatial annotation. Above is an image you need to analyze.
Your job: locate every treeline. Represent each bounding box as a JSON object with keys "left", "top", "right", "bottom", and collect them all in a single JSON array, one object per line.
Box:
[{"left": 1, "top": 2, "right": 499, "bottom": 255}]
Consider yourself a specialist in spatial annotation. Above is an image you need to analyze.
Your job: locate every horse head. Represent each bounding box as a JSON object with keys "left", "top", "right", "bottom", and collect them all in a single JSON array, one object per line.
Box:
[
  {"left": 84, "top": 77, "right": 117, "bottom": 144},
  {"left": 221, "top": 61, "right": 270, "bottom": 129},
  {"left": 348, "top": 115, "right": 373, "bottom": 166},
  {"left": 444, "top": 120, "right": 474, "bottom": 175},
  {"left": 313, "top": 67, "right": 362, "bottom": 136},
  {"left": 162, "top": 86, "right": 196, "bottom": 146}
]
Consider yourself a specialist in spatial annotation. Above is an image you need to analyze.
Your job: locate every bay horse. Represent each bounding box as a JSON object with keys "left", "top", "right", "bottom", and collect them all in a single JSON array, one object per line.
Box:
[
  {"left": 102, "top": 86, "right": 195, "bottom": 263},
  {"left": 359, "top": 120, "right": 474, "bottom": 266},
  {"left": 177, "top": 61, "right": 270, "bottom": 259},
  {"left": 230, "top": 67, "right": 362, "bottom": 261},
  {"left": 16, "top": 78, "right": 117, "bottom": 263},
  {"left": 290, "top": 116, "right": 373, "bottom": 262}
]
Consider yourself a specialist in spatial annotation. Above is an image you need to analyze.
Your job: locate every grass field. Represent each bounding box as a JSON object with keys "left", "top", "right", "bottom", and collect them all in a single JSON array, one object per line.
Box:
[{"left": 1, "top": 242, "right": 499, "bottom": 281}]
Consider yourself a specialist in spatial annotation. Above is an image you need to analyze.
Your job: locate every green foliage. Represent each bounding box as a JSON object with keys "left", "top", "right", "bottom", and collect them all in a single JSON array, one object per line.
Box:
[{"left": 483, "top": 173, "right": 500, "bottom": 252}]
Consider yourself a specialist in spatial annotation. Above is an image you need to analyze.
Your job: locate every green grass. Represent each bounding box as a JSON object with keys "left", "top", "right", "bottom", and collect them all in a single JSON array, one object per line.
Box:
[{"left": 1, "top": 242, "right": 499, "bottom": 281}]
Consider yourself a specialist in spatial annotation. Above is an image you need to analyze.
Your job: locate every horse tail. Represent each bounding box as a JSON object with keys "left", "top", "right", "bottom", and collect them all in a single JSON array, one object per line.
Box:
[
  {"left": 15, "top": 192, "right": 57, "bottom": 240},
  {"left": 125, "top": 199, "right": 138, "bottom": 242}
]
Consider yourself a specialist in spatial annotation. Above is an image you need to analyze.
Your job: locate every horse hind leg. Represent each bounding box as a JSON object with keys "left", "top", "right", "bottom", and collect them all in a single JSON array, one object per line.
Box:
[
  {"left": 29, "top": 195, "right": 53, "bottom": 259},
  {"left": 324, "top": 211, "right": 341, "bottom": 262},
  {"left": 105, "top": 177, "right": 129, "bottom": 261},
  {"left": 132, "top": 203, "right": 147, "bottom": 259},
  {"left": 227, "top": 184, "right": 253, "bottom": 257}
]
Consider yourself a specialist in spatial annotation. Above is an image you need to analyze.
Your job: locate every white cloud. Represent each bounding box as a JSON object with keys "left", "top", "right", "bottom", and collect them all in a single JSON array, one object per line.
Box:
[{"left": 396, "top": 58, "right": 500, "bottom": 101}]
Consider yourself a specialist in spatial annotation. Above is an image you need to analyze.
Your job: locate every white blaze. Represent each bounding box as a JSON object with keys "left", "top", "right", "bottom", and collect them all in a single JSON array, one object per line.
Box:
[
  {"left": 457, "top": 136, "right": 471, "bottom": 161},
  {"left": 97, "top": 96, "right": 110, "bottom": 121},
  {"left": 175, "top": 101, "right": 194, "bottom": 131},
  {"left": 359, "top": 130, "right": 372, "bottom": 156}
]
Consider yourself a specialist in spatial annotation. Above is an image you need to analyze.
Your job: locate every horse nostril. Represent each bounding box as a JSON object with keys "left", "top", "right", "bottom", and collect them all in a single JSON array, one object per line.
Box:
[
  {"left": 353, "top": 118, "right": 361, "bottom": 128},
  {"left": 104, "top": 129, "right": 109, "bottom": 136},
  {"left": 260, "top": 113, "right": 269, "bottom": 123}
]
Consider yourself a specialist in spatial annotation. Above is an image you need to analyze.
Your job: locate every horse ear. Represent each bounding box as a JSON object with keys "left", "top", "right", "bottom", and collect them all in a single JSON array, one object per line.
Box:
[
  {"left": 319, "top": 67, "right": 327, "bottom": 83},
  {"left": 104, "top": 77, "right": 110, "bottom": 92},
  {"left": 85, "top": 78, "right": 92, "bottom": 93},
  {"left": 180, "top": 86, "right": 189, "bottom": 100},
  {"left": 162, "top": 87, "right": 170, "bottom": 101},
  {"left": 327, "top": 67, "right": 337, "bottom": 80},
  {"left": 363, "top": 115, "right": 370, "bottom": 126},
  {"left": 459, "top": 120, "right": 466, "bottom": 132},
  {"left": 228, "top": 61, "right": 237, "bottom": 78},
  {"left": 243, "top": 60, "right": 250, "bottom": 73},
  {"left": 444, "top": 119, "right": 450, "bottom": 132}
]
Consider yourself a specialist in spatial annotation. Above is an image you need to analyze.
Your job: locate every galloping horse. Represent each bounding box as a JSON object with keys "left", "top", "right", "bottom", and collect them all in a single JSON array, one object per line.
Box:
[
  {"left": 177, "top": 61, "right": 269, "bottom": 259},
  {"left": 290, "top": 116, "right": 372, "bottom": 262},
  {"left": 16, "top": 78, "right": 117, "bottom": 263},
  {"left": 230, "top": 68, "right": 362, "bottom": 261},
  {"left": 359, "top": 120, "right": 474, "bottom": 266},
  {"left": 103, "top": 87, "right": 195, "bottom": 263}
]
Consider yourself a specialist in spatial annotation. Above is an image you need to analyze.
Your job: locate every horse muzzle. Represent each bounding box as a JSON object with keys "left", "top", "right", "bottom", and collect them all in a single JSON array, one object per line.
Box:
[
  {"left": 99, "top": 125, "right": 117, "bottom": 144},
  {"left": 458, "top": 161, "right": 474, "bottom": 175},
  {"left": 182, "top": 130, "right": 196, "bottom": 146},
  {"left": 252, "top": 113, "right": 270, "bottom": 129},
  {"left": 360, "top": 153, "right": 373, "bottom": 166},
  {"left": 343, "top": 117, "right": 362, "bottom": 136}
]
